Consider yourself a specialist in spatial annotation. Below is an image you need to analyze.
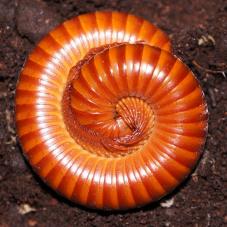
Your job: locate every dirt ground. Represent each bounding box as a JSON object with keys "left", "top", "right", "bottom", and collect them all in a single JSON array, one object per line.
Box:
[{"left": 0, "top": 0, "right": 226, "bottom": 226}]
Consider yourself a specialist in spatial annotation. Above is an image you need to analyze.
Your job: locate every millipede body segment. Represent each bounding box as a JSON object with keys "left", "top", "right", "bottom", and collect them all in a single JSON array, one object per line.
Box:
[{"left": 15, "top": 11, "right": 208, "bottom": 210}]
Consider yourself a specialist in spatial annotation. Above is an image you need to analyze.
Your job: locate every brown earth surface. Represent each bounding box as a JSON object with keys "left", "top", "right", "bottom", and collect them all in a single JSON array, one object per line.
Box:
[{"left": 0, "top": 0, "right": 226, "bottom": 226}]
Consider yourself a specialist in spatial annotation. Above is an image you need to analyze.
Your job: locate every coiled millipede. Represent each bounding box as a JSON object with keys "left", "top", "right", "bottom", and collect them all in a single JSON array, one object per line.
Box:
[{"left": 15, "top": 11, "right": 208, "bottom": 210}]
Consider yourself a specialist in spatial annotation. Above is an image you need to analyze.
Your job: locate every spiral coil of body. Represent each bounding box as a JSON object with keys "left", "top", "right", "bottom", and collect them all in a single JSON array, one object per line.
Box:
[{"left": 16, "top": 11, "right": 208, "bottom": 210}]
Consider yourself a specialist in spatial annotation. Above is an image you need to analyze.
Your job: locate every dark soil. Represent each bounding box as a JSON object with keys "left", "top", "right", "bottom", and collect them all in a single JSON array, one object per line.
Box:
[{"left": 0, "top": 0, "right": 227, "bottom": 226}]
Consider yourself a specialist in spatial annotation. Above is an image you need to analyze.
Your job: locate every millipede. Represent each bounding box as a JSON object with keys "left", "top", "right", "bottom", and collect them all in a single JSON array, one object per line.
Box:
[{"left": 15, "top": 11, "right": 208, "bottom": 210}]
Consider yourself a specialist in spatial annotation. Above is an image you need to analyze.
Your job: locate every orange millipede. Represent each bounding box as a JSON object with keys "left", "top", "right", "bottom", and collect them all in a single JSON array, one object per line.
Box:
[{"left": 15, "top": 11, "right": 208, "bottom": 210}]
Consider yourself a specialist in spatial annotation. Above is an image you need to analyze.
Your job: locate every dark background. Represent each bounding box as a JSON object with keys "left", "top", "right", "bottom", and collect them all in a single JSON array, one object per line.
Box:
[{"left": 0, "top": 0, "right": 226, "bottom": 226}]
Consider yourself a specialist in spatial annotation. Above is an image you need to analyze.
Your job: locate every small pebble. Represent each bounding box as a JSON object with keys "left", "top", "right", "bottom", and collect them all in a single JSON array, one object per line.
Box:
[
  {"left": 28, "top": 219, "right": 38, "bottom": 227},
  {"left": 18, "top": 204, "right": 36, "bottom": 215},
  {"left": 160, "top": 198, "right": 174, "bottom": 208},
  {"left": 16, "top": 0, "right": 61, "bottom": 43}
]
